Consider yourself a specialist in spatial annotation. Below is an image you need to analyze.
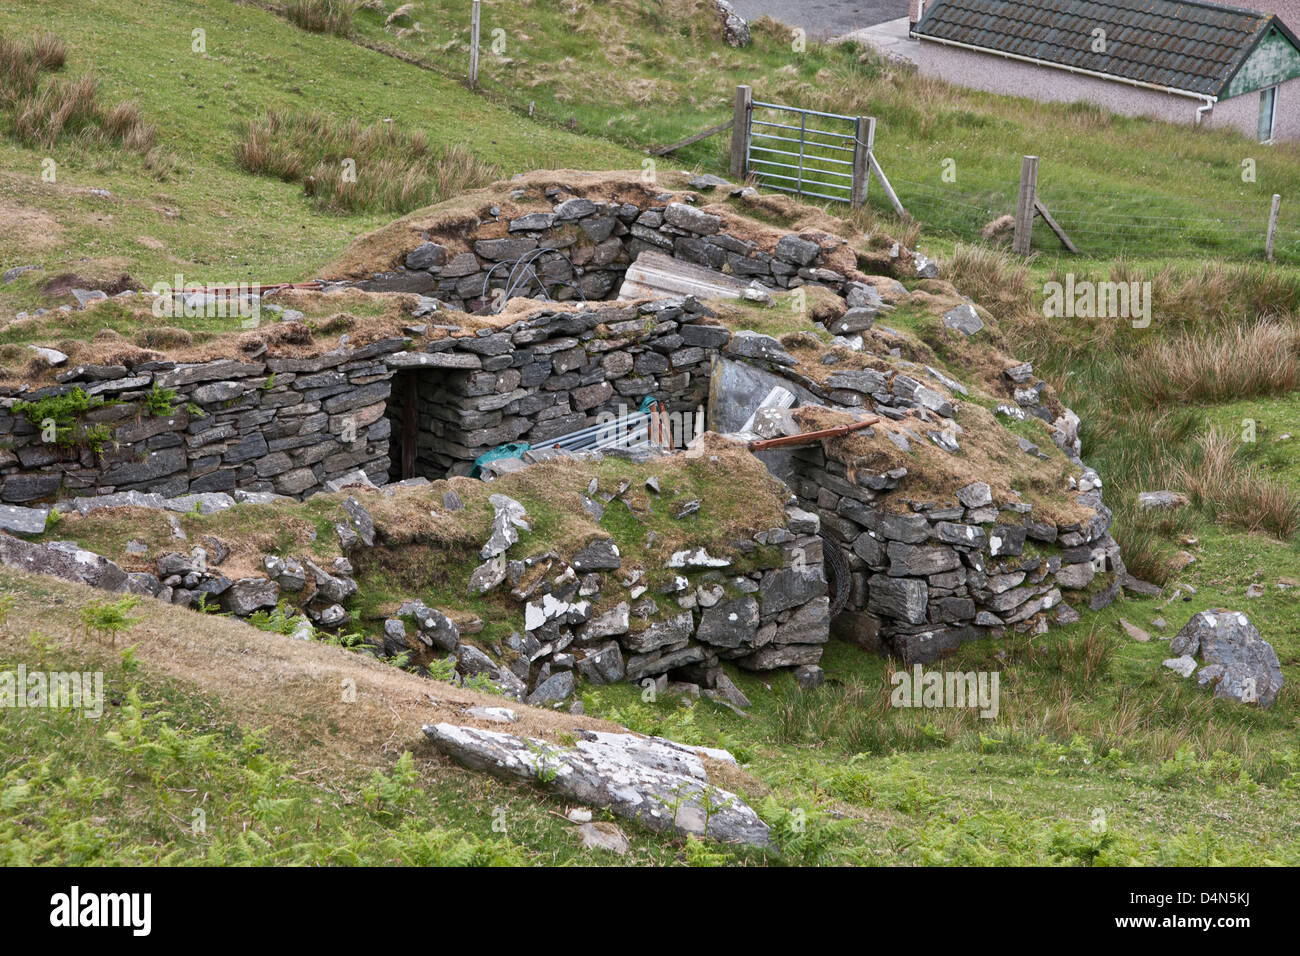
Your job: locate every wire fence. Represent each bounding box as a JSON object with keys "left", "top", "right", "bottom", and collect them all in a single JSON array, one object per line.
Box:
[{"left": 883, "top": 172, "right": 1300, "bottom": 264}]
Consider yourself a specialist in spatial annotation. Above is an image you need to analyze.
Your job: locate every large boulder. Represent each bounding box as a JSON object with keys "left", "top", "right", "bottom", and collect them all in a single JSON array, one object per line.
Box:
[
  {"left": 1169, "top": 610, "right": 1284, "bottom": 708},
  {"left": 423, "top": 723, "right": 769, "bottom": 845},
  {"left": 221, "top": 577, "right": 281, "bottom": 616},
  {"left": 713, "top": 0, "right": 751, "bottom": 47},
  {"left": 0, "top": 534, "right": 128, "bottom": 592}
]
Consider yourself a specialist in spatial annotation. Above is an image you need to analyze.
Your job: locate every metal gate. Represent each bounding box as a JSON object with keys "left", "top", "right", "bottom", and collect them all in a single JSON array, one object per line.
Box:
[{"left": 746, "top": 101, "right": 863, "bottom": 204}]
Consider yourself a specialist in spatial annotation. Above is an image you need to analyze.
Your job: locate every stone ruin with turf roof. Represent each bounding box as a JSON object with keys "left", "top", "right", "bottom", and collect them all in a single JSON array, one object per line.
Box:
[{"left": 0, "top": 170, "right": 1125, "bottom": 710}]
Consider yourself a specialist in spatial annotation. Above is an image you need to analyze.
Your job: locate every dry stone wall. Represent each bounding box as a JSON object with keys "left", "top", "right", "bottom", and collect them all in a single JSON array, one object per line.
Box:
[
  {"left": 0, "top": 299, "right": 733, "bottom": 505},
  {"left": 788, "top": 442, "right": 1121, "bottom": 663},
  {"left": 405, "top": 493, "right": 831, "bottom": 706},
  {"left": 357, "top": 188, "right": 925, "bottom": 312},
  {"left": 0, "top": 344, "right": 403, "bottom": 505},
  {"left": 385, "top": 297, "right": 722, "bottom": 479},
  {"left": 0, "top": 179, "right": 1117, "bottom": 676}
]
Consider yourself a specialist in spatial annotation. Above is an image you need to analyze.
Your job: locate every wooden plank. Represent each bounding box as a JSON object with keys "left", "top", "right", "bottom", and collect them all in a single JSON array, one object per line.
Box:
[
  {"left": 852, "top": 116, "right": 874, "bottom": 209},
  {"left": 1033, "top": 198, "right": 1079, "bottom": 254},
  {"left": 401, "top": 373, "right": 417, "bottom": 480},
  {"left": 616, "top": 250, "right": 755, "bottom": 302},
  {"left": 1013, "top": 155, "right": 1038, "bottom": 255},
  {"left": 1266, "top": 193, "right": 1282, "bottom": 261},
  {"left": 650, "top": 119, "right": 733, "bottom": 156},
  {"left": 867, "top": 152, "right": 907, "bottom": 218},
  {"left": 729, "top": 85, "right": 752, "bottom": 180}
]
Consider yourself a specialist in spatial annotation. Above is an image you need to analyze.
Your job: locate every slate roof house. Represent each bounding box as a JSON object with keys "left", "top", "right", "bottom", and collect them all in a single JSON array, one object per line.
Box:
[{"left": 909, "top": 0, "right": 1300, "bottom": 141}]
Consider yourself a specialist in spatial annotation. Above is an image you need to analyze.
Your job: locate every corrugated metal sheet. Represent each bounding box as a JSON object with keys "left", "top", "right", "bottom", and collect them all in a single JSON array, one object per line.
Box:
[{"left": 913, "top": 0, "right": 1276, "bottom": 95}]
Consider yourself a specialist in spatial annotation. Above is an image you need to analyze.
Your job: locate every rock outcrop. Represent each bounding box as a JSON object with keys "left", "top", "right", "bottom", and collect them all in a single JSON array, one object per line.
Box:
[
  {"left": 1166, "top": 609, "right": 1284, "bottom": 708},
  {"left": 423, "top": 722, "right": 771, "bottom": 846}
]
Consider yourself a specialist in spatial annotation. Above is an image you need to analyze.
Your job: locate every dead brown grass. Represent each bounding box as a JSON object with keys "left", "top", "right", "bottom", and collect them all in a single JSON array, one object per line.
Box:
[
  {"left": 366, "top": 432, "right": 788, "bottom": 559},
  {"left": 941, "top": 242, "right": 1033, "bottom": 322},
  {"left": 1, "top": 32, "right": 154, "bottom": 153},
  {"left": 1121, "top": 318, "right": 1300, "bottom": 405},
  {"left": 0, "top": 564, "right": 623, "bottom": 771},
  {"left": 1174, "top": 429, "right": 1300, "bottom": 539},
  {"left": 793, "top": 402, "right": 1090, "bottom": 527},
  {"left": 283, "top": 0, "right": 357, "bottom": 36}
]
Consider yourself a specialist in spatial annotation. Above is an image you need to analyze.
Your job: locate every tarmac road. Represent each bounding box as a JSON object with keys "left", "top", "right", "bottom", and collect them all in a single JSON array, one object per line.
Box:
[{"left": 727, "top": 0, "right": 910, "bottom": 37}]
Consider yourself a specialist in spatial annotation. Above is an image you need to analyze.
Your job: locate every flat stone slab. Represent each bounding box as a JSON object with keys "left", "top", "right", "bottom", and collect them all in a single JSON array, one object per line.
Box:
[
  {"left": 385, "top": 350, "right": 483, "bottom": 370},
  {"left": 422, "top": 723, "right": 770, "bottom": 846},
  {"left": 0, "top": 504, "right": 49, "bottom": 536},
  {"left": 70, "top": 491, "right": 167, "bottom": 515},
  {"left": 617, "top": 249, "right": 754, "bottom": 302},
  {"left": 164, "top": 493, "right": 236, "bottom": 515}
]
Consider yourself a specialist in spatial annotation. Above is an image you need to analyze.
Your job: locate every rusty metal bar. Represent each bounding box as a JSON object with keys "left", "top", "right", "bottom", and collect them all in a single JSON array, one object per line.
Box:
[{"left": 746, "top": 417, "right": 879, "bottom": 452}]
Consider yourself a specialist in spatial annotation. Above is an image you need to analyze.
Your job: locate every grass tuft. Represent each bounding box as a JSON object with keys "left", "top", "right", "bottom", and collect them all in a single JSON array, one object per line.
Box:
[
  {"left": 284, "top": 0, "right": 357, "bottom": 36},
  {"left": 1, "top": 32, "right": 154, "bottom": 152},
  {"left": 1175, "top": 429, "right": 1300, "bottom": 539},
  {"left": 1122, "top": 319, "right": 1300, "bottom": 406},
  {"left": 235, "top": 108, "right": 497, "bottom": 214}
]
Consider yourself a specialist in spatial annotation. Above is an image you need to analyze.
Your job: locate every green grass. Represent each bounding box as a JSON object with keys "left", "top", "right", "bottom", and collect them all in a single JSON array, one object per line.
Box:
[
  {"left": 579, "top": 614, "right": 1300, "bottom": 864},
  {"left": 4, "top": 0, "right": 1300, "bottom": 866},
  {"left": 0, "top": 0, "right": 637, "bottom": 315},
  {"left": 331, "top": 0, "right": 1300, "bottom": 263},
  {"left": 1203, "top": 395, "right": 1300, "bottom": 495},
  {"left": 0, "top": 640, "right": 693, "bottom": 865}
]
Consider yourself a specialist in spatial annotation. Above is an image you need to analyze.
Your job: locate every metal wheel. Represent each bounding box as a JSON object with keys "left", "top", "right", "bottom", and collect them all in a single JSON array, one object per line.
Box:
[{"left": 820, "top": 530, "right": 851, "bottom": 617}]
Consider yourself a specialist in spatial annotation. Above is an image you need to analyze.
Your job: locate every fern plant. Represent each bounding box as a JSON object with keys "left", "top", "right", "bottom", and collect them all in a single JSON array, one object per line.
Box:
[{"left": 79, "top": 596, "right": 143, "bottom": 648}]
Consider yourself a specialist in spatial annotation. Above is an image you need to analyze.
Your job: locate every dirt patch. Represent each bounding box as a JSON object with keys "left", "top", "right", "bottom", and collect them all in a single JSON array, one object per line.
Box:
[
  {"left": 0, "top": 199, "right": 62, "bottom": 252},
  {"left": 40, "top": 270, "right": 141, "bottom": 299}
]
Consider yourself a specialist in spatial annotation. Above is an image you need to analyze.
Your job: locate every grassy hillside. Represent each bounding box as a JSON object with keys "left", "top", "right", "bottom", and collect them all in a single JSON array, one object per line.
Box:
[
  {"left": 338, "top": 0, "right": 1300, "bottom": 261},
  {"left": 7, "top": 0, "right": 1300, "bottom": 321},
  {"left": 0, "top": 0, "right": 638, "bottom": 314},
  {"left": 0, "top": 565, "right": 733, "bottom": 865}
]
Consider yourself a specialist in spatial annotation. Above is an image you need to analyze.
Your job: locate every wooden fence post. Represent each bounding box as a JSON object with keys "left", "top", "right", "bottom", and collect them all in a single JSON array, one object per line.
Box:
[
  {"left": 851, "top": 115, "right": 874, "bottom": 209},
  {"left": 469, "top": 0, "right": 481, "bottom": 88},
  {"left": 1013, "top": 155, "right": 1039, "bottom": 255},
  {"left": 729, "top": 85, "right": 752, "bottom": 181},
  {"left": 1266, "top": 193, "right": 1282, "bottom": 261}
]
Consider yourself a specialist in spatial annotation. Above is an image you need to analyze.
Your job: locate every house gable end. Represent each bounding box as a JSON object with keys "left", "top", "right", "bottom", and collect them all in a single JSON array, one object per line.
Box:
[{"left": 1223, "top": 24, "right": 1300, "bottom": 97}]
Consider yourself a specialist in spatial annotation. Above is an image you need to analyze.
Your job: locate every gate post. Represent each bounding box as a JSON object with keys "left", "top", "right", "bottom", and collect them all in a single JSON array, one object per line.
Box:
[
  {"left": 1266, "top": 193, "right": 1282, "bottom": 261},
  {"left": 469, "top": 0, "right": 482, "bottom": 88},
  {"left": 1013, "top": 155, "right": 1039, "bottom": 255},
  {"left": 851, "top": 115, "right": 874, "bottom": 209},
  {"left": 730, "top": 85, "right": 752, "bottom": 181}
]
